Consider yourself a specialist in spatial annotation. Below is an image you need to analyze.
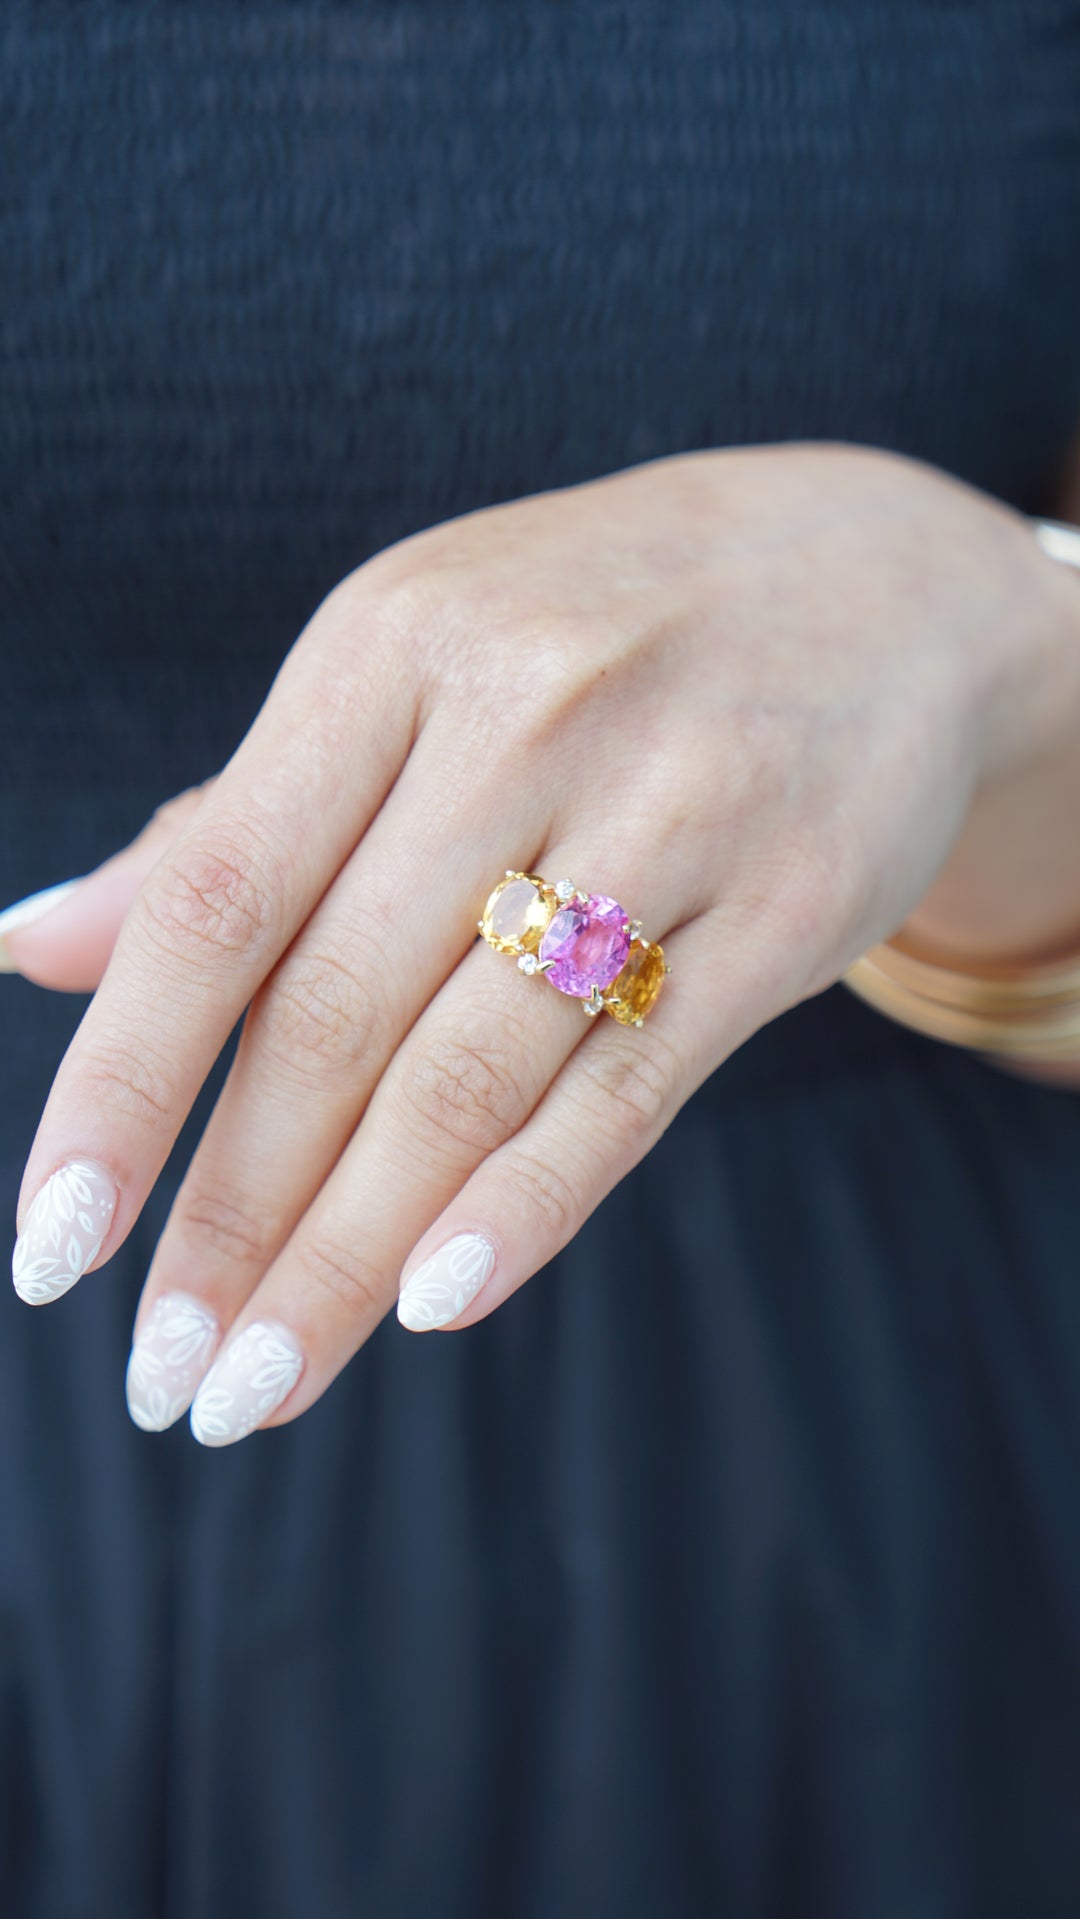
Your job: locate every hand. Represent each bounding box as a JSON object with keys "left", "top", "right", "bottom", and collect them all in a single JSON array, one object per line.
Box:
[{"left": 8, "top": 444, "right": 1080, "bottom": 1442}]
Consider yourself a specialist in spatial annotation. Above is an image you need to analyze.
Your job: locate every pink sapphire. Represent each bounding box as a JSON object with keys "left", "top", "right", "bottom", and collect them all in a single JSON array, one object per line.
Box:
[{"left": 539, "top": 893, "right": 631, "bottom": 997}]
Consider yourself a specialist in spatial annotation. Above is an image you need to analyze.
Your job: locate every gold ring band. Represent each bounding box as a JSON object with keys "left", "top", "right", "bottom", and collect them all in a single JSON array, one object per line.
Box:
[{"left": 478, "top": 871, "right": 669, "bottom": 1026}]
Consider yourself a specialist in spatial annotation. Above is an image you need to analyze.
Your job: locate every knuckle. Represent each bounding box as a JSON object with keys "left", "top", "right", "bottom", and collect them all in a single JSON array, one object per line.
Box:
[
  {"left": 173, "top": 1171, "right": 279, "bottom": 1272},
  {"left": 137, "top": 837, "right": 278, "bottom": 967},
  {"left": 453, "top": 625, "right": 598, "bottom": 753},
  {"left": 500, "top": 1145, "right": 582, "bottom": 1242},
  {"left": 315, "top": 558, "right": 439, "bottom": 687},
  {"left": 251, "top": 946, "right": 383, "bottom": 1084},
  {"left": 362, "top": 560, "right": 443, "bottom": 642},
  {"left": 395, "top": 1030, "right": 523, "bottom": 1157},
  {"left": 79, "top": 1037, "right": 175, "bottom": 1130},
  {"left": 577, "top": 1031, "right": 679, "bottom": 1142},
  {"left": 295, "top": 1230, "right": 386, "bottom": 1319}
]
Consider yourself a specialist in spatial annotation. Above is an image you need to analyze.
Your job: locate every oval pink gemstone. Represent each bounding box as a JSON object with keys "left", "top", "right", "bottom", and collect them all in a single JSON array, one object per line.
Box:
[{"left": 539, "top": 893, "right": 631, "bottom": 997}]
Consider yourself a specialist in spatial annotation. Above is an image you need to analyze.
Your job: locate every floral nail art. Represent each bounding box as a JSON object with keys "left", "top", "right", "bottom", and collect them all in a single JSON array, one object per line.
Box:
[
  {"left": 12, "top": 1159, "right": 118, "bottom": 1305},
  {"left": 126, "top": 1291, "right": 222, "bottom": 1432},
  {"left": 189, "top": 1320, "right": 304, "bottom": 1447},
  {"left": 397, "top": 1232, "right": 496, "bottom": 1331}
]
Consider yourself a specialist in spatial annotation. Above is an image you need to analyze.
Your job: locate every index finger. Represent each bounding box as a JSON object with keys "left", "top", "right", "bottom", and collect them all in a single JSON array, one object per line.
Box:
[{"left": 11, "top": 576, "right": 420, "bottom": 1302}]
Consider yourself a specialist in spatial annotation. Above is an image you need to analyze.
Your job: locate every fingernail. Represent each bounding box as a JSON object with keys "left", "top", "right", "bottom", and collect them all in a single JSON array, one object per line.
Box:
[
  {"left": 0, "top": 879, "right": 80, "bottom": 970},
  {"left": 189, "top": 1319, "right": 305, "bottom": 1447},
  {"left": 126, "top": 1291, "right": 222, "bottom": 1432},
  {"left": 12, "top": 1158, "right": 119, "bottom": 1305},
  {"left": 397, "top": 1231, "right": 496, "bottom": 1332}
]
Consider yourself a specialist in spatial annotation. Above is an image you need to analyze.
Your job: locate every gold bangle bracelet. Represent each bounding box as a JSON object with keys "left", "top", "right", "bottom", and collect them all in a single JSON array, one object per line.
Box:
[
  {"left": 843, "top": 939, "right": 1080, "bottom": 1058},
  {"left": 842, "top": 514, "right": 1080, "bottom": 1061}
]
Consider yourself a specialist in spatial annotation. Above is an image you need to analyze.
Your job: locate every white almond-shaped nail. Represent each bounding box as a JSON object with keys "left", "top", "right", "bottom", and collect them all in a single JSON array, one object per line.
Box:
[
  {"left": 397, "top": 1232, "right": 496, "bottom": 1331},
  {"left": 0, "top": 879, "right": 81, "bottom": 970},
  {"left": 12, "top": 1159, "right": 118, "bottom": 1305},
  {"left": 189, "top": 1319, "right": 304, "bottom": 1447},
  {"left": 126, "top": 1291, "right": 222, "bottom": 1432}
]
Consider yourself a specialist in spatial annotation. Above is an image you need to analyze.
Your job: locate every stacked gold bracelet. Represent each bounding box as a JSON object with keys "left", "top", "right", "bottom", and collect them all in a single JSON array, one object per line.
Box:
[
  {"left": 843, "top": 516, "right": 1080, "bottom": 1062},
  {"left": 843, "top": 935, "right": 1080, "bottom": 1059}
]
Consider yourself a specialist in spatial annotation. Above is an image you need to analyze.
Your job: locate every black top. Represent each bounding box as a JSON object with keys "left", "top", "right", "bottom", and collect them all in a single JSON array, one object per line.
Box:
[{"left": 2, "top": 6, "right": 1080, "bottom": 1916}]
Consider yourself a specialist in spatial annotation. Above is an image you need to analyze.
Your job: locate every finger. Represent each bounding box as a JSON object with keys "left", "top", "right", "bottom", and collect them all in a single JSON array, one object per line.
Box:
[
  {"left": 395, "top": 882, "right": 834, "bottom": 1333},
  {"left": 125, "top": 734, "right": 555, "bottom": 1421},
  {"left": 12, "top": 586, "right": 422, "bottom": 1300},
  {"left": 181, "top": 840, "right": 697, "bottom": 1444},
  {"left": 0, "top": 779, "right": 216, "bottom": 991},
  {"left": 395, "top": 918, "right": 716, "bottom": 1332}
]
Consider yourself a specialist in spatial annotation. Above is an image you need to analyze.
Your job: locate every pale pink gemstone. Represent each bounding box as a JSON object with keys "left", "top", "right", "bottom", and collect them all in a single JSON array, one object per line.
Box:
[
  {"left": 489, "top": 878, "right": 544, "bottom": 943},
  {"left": 539, "top": 894, "right": 631, "bottom": 997}
]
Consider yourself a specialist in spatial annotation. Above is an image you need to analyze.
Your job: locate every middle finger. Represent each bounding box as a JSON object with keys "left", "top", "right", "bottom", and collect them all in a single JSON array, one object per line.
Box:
[{"left": 126, "top": 722, "right": 555, "bottom": 1425}]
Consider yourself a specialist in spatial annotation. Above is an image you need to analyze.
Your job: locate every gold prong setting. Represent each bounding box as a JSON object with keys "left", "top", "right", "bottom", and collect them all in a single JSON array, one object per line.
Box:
[{"left": 479, "top": 868, "right": 668, "bottom": 1027}]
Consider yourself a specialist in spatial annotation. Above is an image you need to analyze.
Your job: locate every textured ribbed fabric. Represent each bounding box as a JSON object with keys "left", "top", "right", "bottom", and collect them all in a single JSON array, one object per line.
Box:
[{"left": 2, "top": 5, "right": 1080, "bottom": 1916}]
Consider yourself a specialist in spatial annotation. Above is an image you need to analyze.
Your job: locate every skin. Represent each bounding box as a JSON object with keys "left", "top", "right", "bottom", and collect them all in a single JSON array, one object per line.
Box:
[
  {"left": 904, "top": 424, "right": 1080, "bottom": 962},
  {"left": 5, "top": 441, "right": 1080, "bottom": 1438}
]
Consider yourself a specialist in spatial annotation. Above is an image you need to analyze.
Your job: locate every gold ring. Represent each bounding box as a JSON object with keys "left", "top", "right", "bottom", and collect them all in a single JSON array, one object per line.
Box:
[{"left": 478, "top": 871, "right": 670, "bottom": 1026}]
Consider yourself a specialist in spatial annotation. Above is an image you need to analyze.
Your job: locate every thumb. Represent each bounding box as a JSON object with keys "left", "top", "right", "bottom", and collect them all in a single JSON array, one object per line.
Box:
[{"left": 0, "top": 776, "right": 218, "bottom": 992}]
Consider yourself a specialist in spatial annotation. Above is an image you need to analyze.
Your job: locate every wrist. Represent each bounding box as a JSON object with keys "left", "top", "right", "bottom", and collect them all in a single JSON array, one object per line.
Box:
[
  {"left": 969, "top": 506, "right": 1080, "bottom": 786},
  {"left": 903, "top": 508, "right": 1080, "bottom": 963}
]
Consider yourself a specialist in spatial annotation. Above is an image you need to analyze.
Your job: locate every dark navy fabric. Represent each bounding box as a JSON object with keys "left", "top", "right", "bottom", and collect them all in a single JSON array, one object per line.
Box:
[{"left": 2, "top": 5, "right": 1080, "bottom": 1916}]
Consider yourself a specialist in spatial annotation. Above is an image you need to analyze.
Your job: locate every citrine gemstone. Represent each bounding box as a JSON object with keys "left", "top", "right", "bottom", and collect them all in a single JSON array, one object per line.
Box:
[
  {"left": 607, "top": 939, "right": 666, "bottom": 1024},
  {"left": 480, "top": 874, "right": 553, "bottom": 953}
]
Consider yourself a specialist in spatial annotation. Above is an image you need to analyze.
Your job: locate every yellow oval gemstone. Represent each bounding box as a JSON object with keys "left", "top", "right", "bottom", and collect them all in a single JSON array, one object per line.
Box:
[
  {"left": 606, "top": 939, "right": 666, "bottom": 1024},
  {"left": 480, "top": 873, "right": 554, "bottom": 954}
]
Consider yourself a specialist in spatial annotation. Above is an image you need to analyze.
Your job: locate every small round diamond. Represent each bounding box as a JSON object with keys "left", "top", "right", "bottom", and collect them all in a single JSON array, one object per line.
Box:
[
  {"left": 517, "top": 952, "right": 540, "bottom": 974},
  {"left": 554, "top": 879, "right": 577, "bottom": 903}
]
